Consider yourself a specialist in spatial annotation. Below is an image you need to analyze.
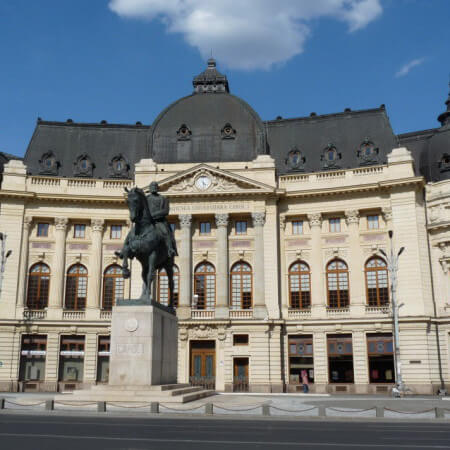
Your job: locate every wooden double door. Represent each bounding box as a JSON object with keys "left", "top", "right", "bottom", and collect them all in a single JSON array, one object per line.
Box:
[
  {"left": 190, "top": 340, "right": 215, "bottom": 389},
  {"left": 233, "top": 357, "right": 249, "bottom": 392}
]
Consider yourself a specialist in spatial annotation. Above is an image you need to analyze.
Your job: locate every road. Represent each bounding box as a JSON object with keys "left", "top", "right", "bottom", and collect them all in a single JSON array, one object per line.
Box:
[{"left": 0, "top": 413, "right": 449, "bottom": 449}]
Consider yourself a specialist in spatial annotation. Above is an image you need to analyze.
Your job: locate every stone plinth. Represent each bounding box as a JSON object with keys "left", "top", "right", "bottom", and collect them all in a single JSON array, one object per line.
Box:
[{"left": 109, "top": 303, "right": 177, "bottom": 386}]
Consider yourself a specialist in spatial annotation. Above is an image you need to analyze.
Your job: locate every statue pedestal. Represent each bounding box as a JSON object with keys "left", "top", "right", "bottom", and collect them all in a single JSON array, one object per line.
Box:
[{"left": 109, "top": 302, "right": 178, "bottom": 386}]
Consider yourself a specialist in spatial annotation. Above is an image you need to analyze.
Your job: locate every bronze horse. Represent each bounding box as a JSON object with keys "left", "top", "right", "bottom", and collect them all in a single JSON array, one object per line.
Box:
[{"left": 115, "top": 187, "right": 175, "bottom": 308}]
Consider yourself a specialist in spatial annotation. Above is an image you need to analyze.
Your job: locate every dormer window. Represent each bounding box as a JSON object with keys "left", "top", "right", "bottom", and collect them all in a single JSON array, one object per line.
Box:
[
  {"left": 38, "top": 151, "right": 60, "bottom": 175},
  {"left": 321, "top": 144, "right": 341, "bottom": 170},
  {"left": 177, "top": 124, "right": 191, "bottom": 140},
  {"left": 108, "top": 154, "right": 130, "bottom": 178},
  {"left": 357, "top": 138, "right": 379, "bottom": 166},
  {"left": 439, "top": 153, "right": 450, "bottom": 173},
  {"left": 73, "top": 153, "right": 94, "bottom": 177},
  {"left": 286, "top": 147, "right": 305, "bottom": 171},
  {"left": 221, "top": 123, "right": 236, "bottom": 139}
]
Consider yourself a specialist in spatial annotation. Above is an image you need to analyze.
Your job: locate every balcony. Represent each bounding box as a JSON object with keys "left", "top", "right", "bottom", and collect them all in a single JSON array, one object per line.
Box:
[
  {"left": 326, "top": 307, "right": 350, "bottom": 318},
  {"left": 62, "top": 310, "right": 85, "bottom": 320},
  {"left": 287, "top": 308, "right": 312, "bottom": 320},
  {"left": 365, "top": 305, "right": 390, "bottom": 315},
  {"left": 191, "top": 309, "right": 215, "bottom": 319},
  {"left": 229, "top": 309, "right": 253, "bottom": 319},
  {"left": 23, "top": 309, "right": 46, "bottom": 320},
  {"left": 100, "top": 310, "right": 112, "bottom": 320}
]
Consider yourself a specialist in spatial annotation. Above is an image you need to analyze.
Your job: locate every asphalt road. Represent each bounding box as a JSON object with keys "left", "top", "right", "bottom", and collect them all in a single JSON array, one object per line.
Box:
[{"left": 0, "top": 413, "right": 449, "bottom": 450}]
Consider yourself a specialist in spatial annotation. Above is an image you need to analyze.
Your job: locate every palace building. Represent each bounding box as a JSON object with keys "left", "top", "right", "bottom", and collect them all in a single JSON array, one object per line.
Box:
[{"left": 1, "top": 59, "right": 450, "bottom": 394}]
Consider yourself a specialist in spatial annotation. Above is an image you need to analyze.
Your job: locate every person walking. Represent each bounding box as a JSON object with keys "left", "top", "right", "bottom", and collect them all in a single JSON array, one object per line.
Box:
[{"left": 301, "top": 369, "right": 309, "bottom": 393}]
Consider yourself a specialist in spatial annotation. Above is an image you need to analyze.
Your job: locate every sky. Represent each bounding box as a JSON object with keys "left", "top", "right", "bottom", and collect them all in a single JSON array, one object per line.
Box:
[{"left": 0, "top": 0, "right": 449, "bottom": 157}]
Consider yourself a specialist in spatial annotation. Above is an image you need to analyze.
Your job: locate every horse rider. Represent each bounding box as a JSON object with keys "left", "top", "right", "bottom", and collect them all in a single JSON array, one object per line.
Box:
[{"left": 145, "top": 181, "right": 178, "bottom": 258}]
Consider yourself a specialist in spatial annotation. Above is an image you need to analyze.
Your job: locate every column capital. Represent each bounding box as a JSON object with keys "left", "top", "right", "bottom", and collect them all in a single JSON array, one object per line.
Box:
[
  {"left": 23, "top": 216, "right": 33, "bottom": 228},
  {"left": 251, "top": 212, "right": 266, "bottom": 227},
  {"left": 179, "top": 214, "right": 192, "bottom": 228},
  {"left": 91, "top": 218, "right": 105, "bottom": 232},
  {"left": 381, "top": 207, "right": 393, "bottom": 222},
  {"left": 279, "top": 214, "right": 287, "bottom": 230},
  {"left": 345, "top": 209, "right": 360, "bottom": 225},
  {"left": 307, "top": 213, "right": 322, "bottom": 228},
  {"left": 215, "top": 213, "right": 229, "bottom": 227},
  {"left": 55, "top": 217, "right": 69, "bottom": 231}
]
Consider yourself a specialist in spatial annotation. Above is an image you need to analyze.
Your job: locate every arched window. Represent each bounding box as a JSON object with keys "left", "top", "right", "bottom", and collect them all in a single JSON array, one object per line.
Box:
[
  {"left": 65, "top": 264, "right": 88, "bottom": 310},
  {"left": 326, "top": 259, "right": 349, "bottom": 308},
  {"left": 102, "top": 265, "right": 124, "bottom": 310},
  {"left": 365, "top": 257, "right": 389, "bottom": 306},
  {"left": 230, "top": 262, "right": 253, "bottom": 310},
  {"left": 157, "top": 265, "right": 179, "bottom": 307},
  {"left": 288, "top": 261, "right": 311, "bottom": 309},
  {"left": 194, "top": 262, "right": 215, "bottom": 310},
  {"left": 26, "top": 263, "right": 50, "bottom": 309}
]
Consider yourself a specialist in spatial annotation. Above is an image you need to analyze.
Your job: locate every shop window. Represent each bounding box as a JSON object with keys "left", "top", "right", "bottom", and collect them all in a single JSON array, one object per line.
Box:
[
  {"left": 327, "top": 335, "right": 354, "bottom": 383},
  {"left": 194, "top": 262, "right": 216, "bottom": 310},
  {"left": 65, "top": 264, "right": 88, "bottom": 310},
  {"left": 235, "top": 220, "right": 247, "bottom": 235},
  {"left": 365, "top": 257, "right": 389, "bottom": 306},
  {"left": 200, "top": 221, "right": 211, "bottom": 235},
  {"left": 367, "top": 334, "right": 395, "bottom": 383},
  {"left": 102, "top": 264, "right": 124, "bottom": 310},
  {"left": 37, "top": 223, "right": 49, "bottom": 237},
  {"left": 73, "top": 224, "right": 86, "bottom": 239},
  {"left": 233, "top": 334, "right": 249, "bottom": 346},
  {"left": 157, "top": 265, "right": 179, "bottom": 307},
  {"left": 19, "top": 335, "right": 47, "bottom": 382},
  {"left": 329, "top": 218, "right": 341, "bottom": 233},
  {"left": 230, "top": 262, "right": 252, "bottom": 310},
  {"left": 292, "top": 220, "right": 303, "bottom": 235},
  {"left": 288, "top": 336, "right": 314, "bottom": 384},
  {"left": 59, "top": 336, "right": 85, "bottom": 382},
  {"left": 326, "top": 259, "right": 349, "bottom": 308},
  {"left": 110, "top": 225, "right": 122, "bottom": 239},
  {"left": 26, "top": 263, "right": 50, "bottom": 310},
  {"left": 288, "top": 261, "right": 311, "bottom": 309},
  {"left": 97, "top": 336, "right": 110, "bottom": 383}
]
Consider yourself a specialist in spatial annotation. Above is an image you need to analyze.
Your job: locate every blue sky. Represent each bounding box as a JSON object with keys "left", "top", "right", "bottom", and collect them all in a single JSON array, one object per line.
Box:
[{"left": 0, "top": 0, "right": 449, "bottom": 157}]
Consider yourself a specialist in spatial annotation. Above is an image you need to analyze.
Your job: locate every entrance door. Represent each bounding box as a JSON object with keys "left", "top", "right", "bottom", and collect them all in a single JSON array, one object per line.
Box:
[
  {"left": 190, "top": 340, "right": 215, "bottom": 389},
  {"left": 233, "top": 357, "right": 249, "bottom": 392}
]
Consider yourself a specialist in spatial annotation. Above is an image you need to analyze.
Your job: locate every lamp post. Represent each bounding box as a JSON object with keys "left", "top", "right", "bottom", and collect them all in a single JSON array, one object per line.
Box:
[
  {"left": 379, "top": 230, "right": 405, "bottom": 395},
  {"left": 0, "top": 232, "right": 13, "bottom": 302}
]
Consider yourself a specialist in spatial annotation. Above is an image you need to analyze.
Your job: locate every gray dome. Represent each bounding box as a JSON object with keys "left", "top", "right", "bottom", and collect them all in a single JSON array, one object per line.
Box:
[{"left": 150, "top": 92, "right": 266, "bottom": 164}]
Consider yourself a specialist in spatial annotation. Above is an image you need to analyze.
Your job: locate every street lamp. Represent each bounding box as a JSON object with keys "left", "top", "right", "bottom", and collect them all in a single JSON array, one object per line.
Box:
[
  {"left": 379, "top": 230, "right": 405, "bottom": 396},
  {"left": 0, "top": 232, "right": 13, "bottom": 302}
]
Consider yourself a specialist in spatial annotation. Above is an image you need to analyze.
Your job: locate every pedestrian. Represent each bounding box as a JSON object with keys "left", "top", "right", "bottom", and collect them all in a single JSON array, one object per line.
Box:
[{"left": 301, "top": 369, "right": 309, "bottom": 393}]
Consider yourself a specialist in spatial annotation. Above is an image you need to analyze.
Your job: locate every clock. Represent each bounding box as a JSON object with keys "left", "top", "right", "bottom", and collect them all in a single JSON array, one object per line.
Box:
[{"left": 195, "top": 175, "right": 211, "bottom": 190}]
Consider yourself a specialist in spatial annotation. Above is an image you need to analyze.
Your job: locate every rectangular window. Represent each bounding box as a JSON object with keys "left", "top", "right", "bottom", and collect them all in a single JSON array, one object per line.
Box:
[
  {"left": 73, "top": 224, "right": 86, "bottom": 239},
  {"left": 235, "top": 220, "right": 247, "bottom": 235},
  {"left": 292, "top": 220, "right": 303, "bottom": 235},
  {"left": 37, "top": 223, "right": 49, "bottom": 237},
  {"left": 367, "top": 215, "right": 379, "bottom": 230},
  {"left": 19, "top": 335, "right": 47, "bottom": 382},
  {"left": 233, "top": 334, "right": 249, "bottom": 346},
  {"left": 327, "top": 334, "right": 354, "bottom": 383},
  {"left": 110, "top": 225, "right": 122, "bottom": 239},
  {"left": 329, "top": 218, "right": 341, "bottom": 233},
  {"left": 288, "top": 335, "right": 314, "bottom": 384},
  {"left": 200, "top": 221, "right": 211, "bottom": 235},
  {"left": 59, "top": 335, "right": 85, "bottom": 382},
  {"left": 367, "top": 334, "right": 394, "bottom": 383},
  {"left": 97, "top": 336, "right": 110, "bottom": 383}
]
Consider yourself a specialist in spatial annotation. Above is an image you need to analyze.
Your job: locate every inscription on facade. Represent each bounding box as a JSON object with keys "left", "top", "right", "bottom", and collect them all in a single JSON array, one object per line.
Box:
[
  {"left": 170, "top": 203, "right": 250, "bottom": 213},
  {"left": 323, "top": 237, "right": 347, "bottom": 245},
  {"left": 362, "top": 233, "right": 385, "bottom": 242}
]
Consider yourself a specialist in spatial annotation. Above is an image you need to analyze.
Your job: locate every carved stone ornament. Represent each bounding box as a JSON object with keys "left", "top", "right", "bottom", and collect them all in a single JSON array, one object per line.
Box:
[
  {"left": 55, "top": 217, "right": 69, "bottom": 230},
  {"left": 345, "top": 209, "right": 360, "bottom": 225},
  {"left": 177, "top": 124, "right": 192, "bottom": 141},
  {"left": 438, "top": 153, "right": 450, "bottom": 173},
  {"left": 221, "top": 123, "right": 236, "bottom": 139},
  {"left": 217, "top": 327, "right": 227, "bottom": 341},
  {"left": 38, "top": 150, "right": 60, "bottom": 175},
  {"left": 215, "top": 213, "right": 229, "bottom": 227},
  {"left": 73, "top": 153, "right": 95, "bottom": 177},
  {"left": 438, "top": 242, "right": 450, "bottom": 273},
  {"left": 190, "top": 325, "right": 217, "bottom": 340},
  {"left": 108, "top": 154, "right": 130, "bottom": 178},
  {"left": 24, "top": 216, "right": 33, "bottom": 229},
  {"left": 251, "top": 212, "right": 266, "bottom": 227},
  {"left": 307, "top": 213, "right": 322, "bottom": 228},
  {"left": 179, "top": 327, "right": 188, "bottom": 341},
  {"left": 279, "top": 215, "right": 287, "bottom": 230},
  {"left": 357, "top": 138, "right": 379, "bottom": 166},
  {"left": 381, "top": 207, "right": 393, "bottom": 223},
  {"left": 320, "top": 143, "right": 342, "bottom": 170},
  {"left": 179, "top": 214, "right": 192, "bottom": 228},
  {"left": 285, "top": 147, "right": 306, "bottom": 171},
  {"left": 91, "top": 218, "right": 105, "bottom": 232}
]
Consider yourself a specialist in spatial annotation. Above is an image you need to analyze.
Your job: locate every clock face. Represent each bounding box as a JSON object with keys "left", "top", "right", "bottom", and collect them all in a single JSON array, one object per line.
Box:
[{"left": 195, "top": 175, "right": 211, "bottom": 190}]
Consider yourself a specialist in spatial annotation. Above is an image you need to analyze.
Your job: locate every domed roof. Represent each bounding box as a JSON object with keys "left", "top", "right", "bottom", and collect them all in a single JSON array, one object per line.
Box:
[{"left": 150, "top": 60, "right": 266, "bottom": 164}]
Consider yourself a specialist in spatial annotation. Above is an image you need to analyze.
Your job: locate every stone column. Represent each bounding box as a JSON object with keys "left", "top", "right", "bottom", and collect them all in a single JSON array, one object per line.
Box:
[
  {"left": 177, "top": 214, "right": 192, "bottom": 319},
  {"left": 215, "top": 213, "right": 229, "bottom": 319},
  {"left": 49, "top": 217, "right": 68, "bottom": 309},
  {"left": 345, "top": 210, "right": 365, "bottom": 314},
  {"left": 87, "top": 219, "right": 104, "bottom": 312},
  {"left": 252, "top": 212, "right": 267, "bottom": 319},
  {"left": 279, "top": 215, "right": 289, "bottom": 317},
  {"left": 17, "top": 216, "right": 33, "bottom": 307},
  {"left": 307, "top": 214, "right": 326, "bottom": 318}
]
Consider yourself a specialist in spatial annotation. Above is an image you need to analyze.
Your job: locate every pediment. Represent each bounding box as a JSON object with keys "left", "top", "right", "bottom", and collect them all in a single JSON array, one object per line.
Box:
[{"left": 158, "top": 164, "right": 274, "bottom": 196}]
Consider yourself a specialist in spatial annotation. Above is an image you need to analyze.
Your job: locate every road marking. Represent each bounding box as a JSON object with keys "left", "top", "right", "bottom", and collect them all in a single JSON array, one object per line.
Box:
[{"left": 0, "top": 432, "right": 449, "bottom": 448}]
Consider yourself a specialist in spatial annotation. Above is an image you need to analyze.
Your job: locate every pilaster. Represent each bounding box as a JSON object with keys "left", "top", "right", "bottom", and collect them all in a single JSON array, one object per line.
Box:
[
  {"left": 215, "top": 213, "right": 229, "bottom": 319},
  {"left": 87, "top": 219, "right": 104, "bottom": 318},
  {"left": 252, "top": 212, "right": 267, "bottom": 319},
  {"left": 17, "top": 216, "right": 33, "bottom": 308},
  {"left": 177, "top": 214, "right": 192, "bottom": 320}
]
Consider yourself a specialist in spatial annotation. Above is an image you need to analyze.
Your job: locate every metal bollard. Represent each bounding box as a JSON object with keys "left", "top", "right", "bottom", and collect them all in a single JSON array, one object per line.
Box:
[
  {"left": 376, "top": 406, "right": 384, "bottom": 418},
  {"left": 205, "top": 403, "right": 213, "bottom": 415},
  {"left": 0, "top": 398, "right": 4, "bottom": 409},
  {"left": 45, "top": 400, "right": 54, "bottom": 411},
  {"left": 97, "top": 401, "right": 106, "bottom": 412},
  {"left": 318, "top": 405, "right": 326, "bottom": 417},
  {"left": 262, "top": 404, "right": 271, "bottom": 416},
  {"left": 150, "top": 402, "right": 159, "bottom": 414},
  {"left": 435, "top": 407, "right": 444, "bottom": 419}
]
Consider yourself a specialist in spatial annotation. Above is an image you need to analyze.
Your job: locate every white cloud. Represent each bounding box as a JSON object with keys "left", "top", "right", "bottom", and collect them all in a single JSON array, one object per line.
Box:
[
  {"left": 109, "top": 0, "right": 382, "bottom": 70},
  {"left": 395, "top": 58, "right": 425, "bottom": 78}
]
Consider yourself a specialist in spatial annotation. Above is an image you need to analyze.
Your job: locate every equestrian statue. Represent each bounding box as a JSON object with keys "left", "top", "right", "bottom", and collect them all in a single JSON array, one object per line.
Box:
[{"left": 115, "top": 181, "right": 178, "bottom": 308}]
